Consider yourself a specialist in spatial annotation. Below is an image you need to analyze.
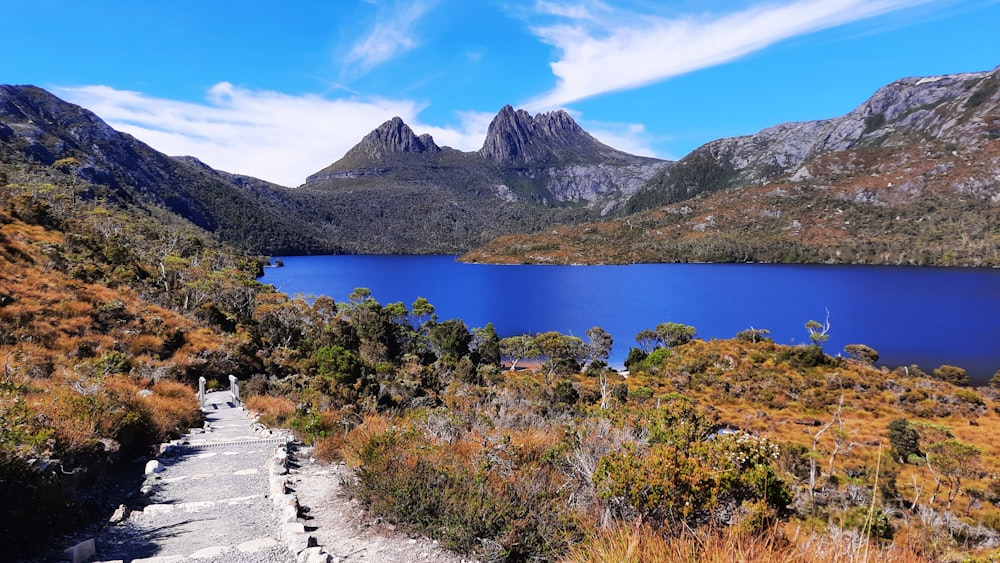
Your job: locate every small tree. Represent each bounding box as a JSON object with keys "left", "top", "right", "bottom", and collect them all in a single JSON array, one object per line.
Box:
[
  {"left": 499, "top": 334, "right": 540, "bottom": 371},
  {"left": 933, "top": 364, "right": 969, "bottom": 387},
  {"left": 989, "top": 369, "right": 1000, "bottom": 389},
  {"left": 471, "top": 323, "right": 501, "bottom": 366},
  {"left": 429, "top": 319, "right": 472, "bottom": 360},
  {"left": 623, "top": 347, "right": 648, "bottom": 370},
  {"left": 736, "top": 327, "right": 772, "bottom": 343},
  {"left": 585, "top": 326, "right": 613, "bottom": 365},
  {"left": 926, "top": 439, "right": 982, "bottom": 509},
  {"left": 409, "top": 296, "right": 437, "bottom": 330},
  {"left": 887, "top": 418, "right": 921, "bottom": 463},
  {"left": 844, "top": 343, "right": 879, "bottom": 364},
  {"left": 655, "top": 322, "right": 696, "bottom": 349},
  {"left": 634, "top": 328, "right": 658, "bottom": 353},
  {"left": 805, "top": 308, "right": 831, "bottom": 346},
  {"left": 535, "top": 331, "right": 585, "bottom": 382}
]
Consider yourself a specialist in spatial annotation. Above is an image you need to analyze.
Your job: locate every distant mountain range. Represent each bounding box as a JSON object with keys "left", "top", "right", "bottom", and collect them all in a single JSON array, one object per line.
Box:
[
  {"left": 0, "top": 89, "right": 666, "bottom": 254},
  {"left": 1, "top": 65, "right": 998, "bottom": 264},
  {"left": 464, "top": 66, "right": 1000, "bottom": 266}
]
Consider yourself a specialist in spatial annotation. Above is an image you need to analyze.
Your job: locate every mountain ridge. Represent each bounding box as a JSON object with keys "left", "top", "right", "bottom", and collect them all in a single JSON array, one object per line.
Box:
[
  {"left": 3, "top": 65, "right": 999, "bottom": 261},
  {"left": 462, "top": 66, "right": 1000, "bottom": 266}
]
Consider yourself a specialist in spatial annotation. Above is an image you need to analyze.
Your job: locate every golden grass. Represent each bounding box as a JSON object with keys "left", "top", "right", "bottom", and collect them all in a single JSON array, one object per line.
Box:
[
  {"left": 245, "top": 394, "right": 296, "bottom": 428},
  {"left": 341, "top": 413, "right": 395, "bottom": 466},
  {"left": 562, "top": 522, "right": 930, "bottom": 563}
]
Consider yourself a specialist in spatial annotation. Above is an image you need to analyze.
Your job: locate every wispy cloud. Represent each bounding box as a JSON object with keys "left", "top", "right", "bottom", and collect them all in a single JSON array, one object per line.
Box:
[
  {"left": 583, "top": 120, "right": 662, "bottom": 159},
  {"left": 57, "top": 83, "right": 488, "bottom": 186},
  {"left": 526, "top": 0, "right": 932, "bottom": 110},
  {"left": 344, "top": 0, "right": 437, "bottom": 74}
]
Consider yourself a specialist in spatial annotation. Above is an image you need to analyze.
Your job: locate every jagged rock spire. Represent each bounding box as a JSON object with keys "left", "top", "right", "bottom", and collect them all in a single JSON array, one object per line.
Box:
[
  {"left": 342, "top": 116, "right": 441, "bottom": 162},
  {"left": 479, "top": 105, "right": 600, "bottom": 164}
]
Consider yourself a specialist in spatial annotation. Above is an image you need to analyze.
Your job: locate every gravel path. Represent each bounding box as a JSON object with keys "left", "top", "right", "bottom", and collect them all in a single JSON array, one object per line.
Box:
[
  {"left": 93, "top": 391, "right": 295, "bottom": 563},
  {"left": 288, "top": 452, "right": 470, "bottom": 563}
]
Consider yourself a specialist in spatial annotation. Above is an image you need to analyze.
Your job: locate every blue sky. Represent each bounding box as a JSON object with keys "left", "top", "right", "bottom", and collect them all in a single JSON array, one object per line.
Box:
[{"left": 3, "top": 0, "right": 998, "bottom": 186}]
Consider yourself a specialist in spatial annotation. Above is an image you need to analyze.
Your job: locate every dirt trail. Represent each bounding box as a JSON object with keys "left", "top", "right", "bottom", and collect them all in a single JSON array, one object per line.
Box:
[{"left": 288, "top": 449, "right": 470, "bottom": 563}]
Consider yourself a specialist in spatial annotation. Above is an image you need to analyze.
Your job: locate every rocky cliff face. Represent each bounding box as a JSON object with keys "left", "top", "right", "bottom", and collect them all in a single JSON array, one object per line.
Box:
[
  {"left": 478, "top": 105, "right": 635, "bottom": 165},
  {"left": 345, "top": 116, "right": 441, "bottom": 160},
  {"left": 628, "top": 67, "right": 1000, "bottom": 212},
  {"left": 545, "top": 162, "right": 668, "bottom": 214}
]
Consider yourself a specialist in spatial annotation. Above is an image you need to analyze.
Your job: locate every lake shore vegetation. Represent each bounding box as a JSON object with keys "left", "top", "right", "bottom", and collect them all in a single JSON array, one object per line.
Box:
[{"left": 245, "top": 289, "right": 1000, "bottom": 562}]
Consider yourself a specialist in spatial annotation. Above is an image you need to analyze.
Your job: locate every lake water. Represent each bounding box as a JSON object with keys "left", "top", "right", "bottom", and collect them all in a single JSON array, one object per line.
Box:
[{"left": 260, "top": 255, "right": 1000, "bottom": 383}]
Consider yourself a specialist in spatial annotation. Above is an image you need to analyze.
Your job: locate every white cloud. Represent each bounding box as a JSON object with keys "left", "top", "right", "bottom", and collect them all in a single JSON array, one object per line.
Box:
[
  {"left": 421, "top": 110, "right": 495, "bottom": 151},
  {"left": 526, "top": 0, "right": 932, "bottom": 110},
  {"left": 344, "top": 0, "right": 437, "bottom": 73},
  {"left": 583, "top": 120, "right": 663, "bottom": 159},
  {"left": 56, "top": 83, "right": 488, "bottom": 187}
]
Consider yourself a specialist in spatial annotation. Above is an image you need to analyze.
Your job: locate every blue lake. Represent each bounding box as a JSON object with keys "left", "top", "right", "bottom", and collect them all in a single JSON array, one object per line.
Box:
[{"left": 260, "top": 256, "right": 1000, "bottom": 383}]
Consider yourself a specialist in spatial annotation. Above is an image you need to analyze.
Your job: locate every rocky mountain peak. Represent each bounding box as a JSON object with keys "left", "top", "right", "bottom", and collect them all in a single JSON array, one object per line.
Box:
[
  {"left": 344, "top": 116, "right": 440, "bottom": 162},
  {"left": 479, "top": 105, "right": 605, "bottom": 164}
]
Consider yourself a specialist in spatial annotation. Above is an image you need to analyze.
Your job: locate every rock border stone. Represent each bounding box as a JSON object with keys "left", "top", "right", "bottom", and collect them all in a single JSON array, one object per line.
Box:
[
  {"left": 265, "top": 430, "right": 338, "bottom": 562},
  {"left": 75, "top": 395, "right": 314, "bottom": 563}
]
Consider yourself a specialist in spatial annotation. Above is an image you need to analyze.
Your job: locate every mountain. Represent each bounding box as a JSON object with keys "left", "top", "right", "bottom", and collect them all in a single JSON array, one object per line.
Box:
[
  {"left": 0, "top": 85, "right": 341, "bottom": 255},
  {"left": 0, "top": 88, "right": 667, "bottom": 255},
  {"left": 626, "top": 68, "right": 1000, "bottom": 213},
  {"left": 6, "top": 65, "right": 998, "bottom": 262},
  {"left": 479, "top": 105, "right": 636, "bottom": 164},
  {"left": 294, "top": 106, "right": 668, "bottom": 252},
  {"left": 463, "top": 66, "right": 1000, "bottom": 266}
]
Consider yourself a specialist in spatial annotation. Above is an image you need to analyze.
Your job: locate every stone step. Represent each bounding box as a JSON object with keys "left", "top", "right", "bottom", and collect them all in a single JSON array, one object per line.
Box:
[
  {"left": 94, "top": 536, "right": 287, "bottom": 563},
  {"left": 134, "top": 494, "right": 266, "bottom": 517},
  {"left": 175, "top": 437, "right": 289, "bottom": 449}
]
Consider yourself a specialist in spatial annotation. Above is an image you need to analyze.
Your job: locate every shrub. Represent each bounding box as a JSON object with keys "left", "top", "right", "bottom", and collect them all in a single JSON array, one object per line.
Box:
[
  {"left": 554, "top": 381, "right": 579, "bottom": 406},
  {"left": 887, "top": 418, "right": 921, "bottom": 462},
  {"left": 345, "top": 424, "right": 583, "bottom": 559},
  {"left": 736, "top": 328, "right": 773, "bottom": 343},
  {"left": 143, "top": 381, "right": 202, "bottom": 441},
  {"left": 594, "top": 431, "right": 788, "bottom": 526},
  {"left": 777, "top": 345, "right": 834, "bottom": 369},
  {"left": 623, "top": 347, "right": 647, "bottom": 370},
  {"left": 844, "top": 343, "right": 879, "bottom": 364},
  {"left": 628, "top": 386, "right": 654, "bottom": 403},
  {"left": 954, "top": 388, "right": 984, "bottom": 406},
  {"left": 642, "top": 347, "right": 672, "bottom": 369},
  {"left": 933, "top": 365, "right": 969, "bottom": 386},
  {"left": 315, "top": 345, "right": 362, "bottom": 387}
]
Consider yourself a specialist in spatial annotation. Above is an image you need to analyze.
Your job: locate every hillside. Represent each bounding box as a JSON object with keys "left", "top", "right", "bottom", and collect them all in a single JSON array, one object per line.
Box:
[
  {"left": 0, "top": 85, "right": 342, "bottom": 255},
  {"left": 462, "top": 67, "right": 1000, "bottom": 265},
  {"left": 238, "top": 289, "right": 1000, "bottom": 562},
  {"left": 0, "top": 155, "right": 281, "bottom": 556}
]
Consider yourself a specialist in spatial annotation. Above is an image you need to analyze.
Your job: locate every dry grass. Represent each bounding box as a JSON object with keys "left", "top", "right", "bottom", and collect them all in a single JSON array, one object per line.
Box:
[
  {"left": 562, "top": 522, "right": 930, "bottom": 563},
  {"left": 245, "top": 394, "right": 296, "bottom": 428},
  {"left": 341, "top": 414, "right": 395, "bottom": 466},
  {"left": 144, "top": 381, "right": 202, "bottom": 439}
]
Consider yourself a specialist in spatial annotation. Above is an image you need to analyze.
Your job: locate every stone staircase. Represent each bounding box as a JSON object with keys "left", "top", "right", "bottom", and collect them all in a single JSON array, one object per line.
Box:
[{"left": 86, "top": 391, "right": 308, "bottom": 563}]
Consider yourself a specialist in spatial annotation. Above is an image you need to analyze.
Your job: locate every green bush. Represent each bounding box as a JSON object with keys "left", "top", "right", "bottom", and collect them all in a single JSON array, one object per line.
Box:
[
  {"left": 315, "top": 345, "right": 362, "bottom": 387},
  {"left": 594, "top": 431, "right": 788, "bottom": 526},
  {"left": 347, "top": 427, "right": 583, "bottom": 560}
]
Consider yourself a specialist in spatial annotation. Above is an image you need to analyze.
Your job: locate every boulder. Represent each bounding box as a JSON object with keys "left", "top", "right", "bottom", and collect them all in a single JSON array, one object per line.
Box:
[{"left": 144, "top": 460, "right": 164, "bottom": 475}]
